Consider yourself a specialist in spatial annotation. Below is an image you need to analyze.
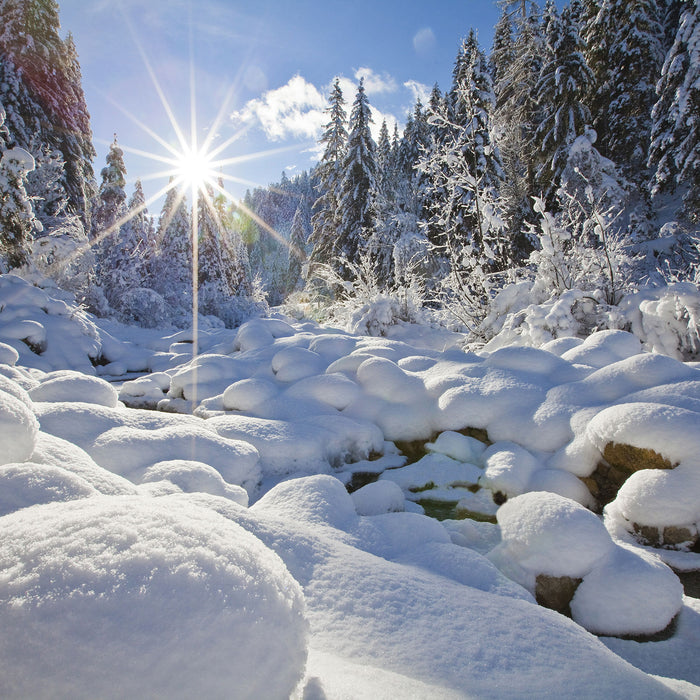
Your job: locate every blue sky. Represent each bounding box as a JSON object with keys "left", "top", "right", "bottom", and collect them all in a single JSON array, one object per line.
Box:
[{"left": 58, "top": 0, "right": 503, "bottom": 210}]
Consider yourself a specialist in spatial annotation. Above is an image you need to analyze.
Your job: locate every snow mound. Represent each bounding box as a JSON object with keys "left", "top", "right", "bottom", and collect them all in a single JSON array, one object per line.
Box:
[
  {"left": 169, "top": 354, "right": 248, "bottom": 402},
  {"left": 141, "top": 460, "right": 249, "bottom": 506},
  {"left": 351, "top": 479, "right": 405, "bottom": 516},
  {"left": 0, "top": 373, "right": 33, "bottom": 407},
  {"left": 0, "top": 496, "right": 308, "bottom": 700},
  {"left": 0, "top": 462, "right": 97, "bottom": 516},
  {"left": 89, "top": 425, "right": 261, "bottom": 493},
  {"left": 283, "top": 372, "right": 360, "bottom": 410},
  {"left": 571, "top": 545, "right": 683, "bottom": 637},
  {"left": 0, "top": 342, "right": 19, "bottom": 365},
  {"left": 0, "top": 275, "right": 101, "bottom": 373},
  {"left": 380, "top": 452, "right": 482, "bottom": 491},
  {"left": 271, "top": 346, "right": 325, "bottom": 382},
  {"left": 425, "top": 430, "right": 487, "bottom": 463},
  {"left": 30, "top": 432, "right": 137, "bottom": 496},
  {"left": 481, "top": 442, "right": 543, "bottom": 498},
  {"left": 0, "top": 390, "right": 39, "bottom": 465},
  {"left": 560, "top": 330, "right": 643, "bottom": 368},
  {"left": 252, "top": 474, "right": 357, "bottom": 530},
  {"left": 494, "top": 492, "right": 614, "bottom": 579},
  {"left": 222, "top": 378, "right": 279, "bottom": 411},
  {"left": 356, "top": 356, "right": 426, "bottom": 402},
  {"left": 29, "top": 370, "right": 119, "bottom": 407},
  {"left": 586, "top": 402, "right": 700, "bottom": 466}
]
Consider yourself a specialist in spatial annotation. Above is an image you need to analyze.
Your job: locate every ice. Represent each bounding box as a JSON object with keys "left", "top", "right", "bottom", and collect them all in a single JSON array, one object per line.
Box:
[
  {"left": 571, "top": 544, "right": 683, "bottom": 637},
  {"left": 351, "top": 479, "right": 405, "bottom": 515},
  {"left": 493, "top": 492, "right": 614, "bottom": 580},
  {"left": 0, "top": 390, "right": 39, "bottom": 464},
  {"left": 89, "top": 425, "right": 261, "bottom": 493},
  {"left": 29, "top": 370, "right": 119, "bottom": 407},
  {"left": 141, "top": 460, "right": 249, "bottom": 506},
  {"left": 0, "top": 496, "right": 307, "bottom": 699},
  {"left": 0, "top": 462, "right": 97, "bottom": 516}
]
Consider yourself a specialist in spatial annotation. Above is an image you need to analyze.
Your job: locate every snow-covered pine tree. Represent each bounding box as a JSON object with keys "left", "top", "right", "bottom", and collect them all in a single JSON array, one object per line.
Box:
[
  {"left": 0, "top": 104, "right": 41, "bottom": 270},
  {"left": 534, "top": 0, "right": 593, "bottom": 208},
  {"left": 309, "top": 78, "right": 347, "bottom": 271},
  {"left": 91, "top": 136, "right": 127, "bottom": 242},
  {"left": 197, "top": 184, "right": 230, "bottom": 313},
  {"left": 0, "top": 0, "right": 95, "bottom": 225},
  {"left": 583, "top": 0, "right": 666, "bottom": 185},
  {"left": 286, "top": 198, "right": 308, "bottom": 293},
  {"left": 153, "top": 180, "right": 192, "bottom": 316},
  {"left": 648, "top": 0, "right": 700, "bottom": 225},
  {"left": 336, "top": 78, "right": 377, "bottom": 279},
  {"left": 419, "top": 31, "right": 506, "bottom": 327}
]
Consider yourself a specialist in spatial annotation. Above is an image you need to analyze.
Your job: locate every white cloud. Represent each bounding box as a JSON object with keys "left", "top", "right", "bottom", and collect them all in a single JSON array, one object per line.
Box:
[
  {"left": 413, "top": 27, "right": 436, "bottom": 55},
  {"left": 231, "top": 75, "right": 326, "bottom": 141},
  {"left": 354, "top": 67, "right": 398, "bottom": 95},
  {"left": 404, "top": 80, "right": 431, "bottom": 106}
]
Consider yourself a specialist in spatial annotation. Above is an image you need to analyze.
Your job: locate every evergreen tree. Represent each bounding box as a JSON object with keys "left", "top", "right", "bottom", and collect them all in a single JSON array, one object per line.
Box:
[
  {"left": 153, "top": 180, "right": 192, "bottom": 315},
  {"left": 0, "top": 105, "right": 40, "bottom": 270},
  {"left": 648, "top": 0, "right": 700, "bottom": 224},
  {"left": 336, "top": 79, "right": 377, "bottom": 278},
  {"left": 91, "top": 135, "right": 127, "bottom": 241},
  {"left": 419, "top": 32, "right": 506, "bottom": 325},
  {"left": 287, "top": 198, "right": 308, "bottom": 292},
  {"left": 309, "top": 79, "right": 347, "bottom": 270},
  {"left": 583, "top": 0, "right": 666, "bottom": 183},
  {"left": 534, "top": 1, "right": 593, "bottom": 206}
]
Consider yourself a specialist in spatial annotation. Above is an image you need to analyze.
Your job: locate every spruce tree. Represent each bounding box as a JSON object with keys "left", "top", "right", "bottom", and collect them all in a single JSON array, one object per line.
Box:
[
  {"left": 583, "top": 0, "right": 665, "bottom": 183},
  {"left": 309, "top": 79, "right": 347, "bottom": 270},
  {"left": 287, "top": 199, "right": 308, "bottom": 293},
  {"left": 336, "top": 78, "right": 377, "bottom": 278},
  {"left": 534, "top": 1, "right": 593, "bottom": 206},
  {"left": 91, "top": 135, "right": 127, "bottom": 241},
  {"left": 648, "top": 0, "right": 700, "bottom": 224}
]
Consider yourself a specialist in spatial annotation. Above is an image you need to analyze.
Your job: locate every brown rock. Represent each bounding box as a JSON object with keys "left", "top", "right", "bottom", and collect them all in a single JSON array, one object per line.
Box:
[
  {"left": 535, "top": 574, "right": 582, "bottom": 617},
  {"left": 602, "top": 442, "right": 675, "bottom": 473}
]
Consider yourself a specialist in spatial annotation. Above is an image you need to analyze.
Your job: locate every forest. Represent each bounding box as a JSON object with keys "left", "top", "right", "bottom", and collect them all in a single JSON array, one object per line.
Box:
[{"left": 0, "top": 0, "right": 697, "bottom": 356}]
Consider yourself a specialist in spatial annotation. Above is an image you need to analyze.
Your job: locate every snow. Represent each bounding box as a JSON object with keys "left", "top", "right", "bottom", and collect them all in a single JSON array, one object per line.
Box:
[
  {"left": 1, "top": 281, "right": 699, "bottom": 695},
  {"left": 571, "top": 544, "right": 684, "bottom": 637},
  {"left": 0, "top": 496, "right": 307, "bottom": 700},
  {"left": 493, "top": 491, "right": 614, "bottom": 580},
  {"left": 351, "top": 479, "right": 406, "bottom": 515},
  {"left": 29, "top": 370, "right": 119, "bottom": 407}
]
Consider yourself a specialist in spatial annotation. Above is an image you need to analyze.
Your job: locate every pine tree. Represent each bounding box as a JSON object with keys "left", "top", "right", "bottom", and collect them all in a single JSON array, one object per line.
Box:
[
  {"left": 648, "top": 0, "right": 700, "bottom": 224},
  {"left": 534, "top": 1, "right": 593, "bottom": 206},
  {"left": 287, "top": 198, "right": 308, "bottom": 293},
  {"left": 91, "top": 135, "right": 127, "bottom": 241},
  {"left": 419, "top": 32, "right": 506, "bottom": 325},
  {"left": 336, "top": 78, "right": 377, "bottom": 278},
  {"left": 309, "top": 79, "right": 347, "bottom": 270},
  {"left": 153, "top": 180, "right": 192, "bottom": 315},
  {"left": 0, "top": 105, "right": 40, "bottom": 270},
  {"left": 584, "top": 0, "right": 666, "bottom": 183}
]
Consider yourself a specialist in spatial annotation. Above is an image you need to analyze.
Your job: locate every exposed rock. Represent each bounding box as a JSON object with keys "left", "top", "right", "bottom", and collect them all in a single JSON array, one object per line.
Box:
[
  {"left": 457, "top": 426, "right": 491, "bottom": 445},
  {"left": 631, "top": 522, "right": 698, "bottom": 550},
  {"left": 535, "top": 574, "right": 582, "bottom": 617},
  {"left": 585, "top": 442, "right": 677, "bottom": 511}
]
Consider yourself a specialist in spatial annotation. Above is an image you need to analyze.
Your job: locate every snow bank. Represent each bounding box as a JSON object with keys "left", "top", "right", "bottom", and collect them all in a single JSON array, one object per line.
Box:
[
  {"left": 494, "top": 492, "right": 614, "bottom": 580},
  {"left": 351, "top": 479, "right": 405, "bottom": 516},
  {"left": 0, "top": 390, "right": 39, "bottom": 464},
  {"left": 29, "top": 370, "right": 119, "bottom": 407},
  {"left": 0, "top": 496, "right": 308, "bottom": 700},
  {"left": 571, "top": 544, "right": 683, "bottom": 637}
]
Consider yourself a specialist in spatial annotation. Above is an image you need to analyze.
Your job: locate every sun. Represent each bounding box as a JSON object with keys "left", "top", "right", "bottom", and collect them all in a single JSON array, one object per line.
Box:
[{"left": 175, "top": 143, "right": 217, "bottom": 194}]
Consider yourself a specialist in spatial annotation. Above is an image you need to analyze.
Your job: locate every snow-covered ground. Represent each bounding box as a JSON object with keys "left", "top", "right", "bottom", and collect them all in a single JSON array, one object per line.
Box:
[{"left": 1, "top": 274, "right": 700, "bottom": 699}]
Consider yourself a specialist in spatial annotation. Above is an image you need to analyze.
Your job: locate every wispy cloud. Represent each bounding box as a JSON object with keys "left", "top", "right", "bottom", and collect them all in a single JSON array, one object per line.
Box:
[
  {"left": 354, "top": 67, "right": 398, "bottom": 95},
  {"left": 231, "top": 75, "right": 326, "bottom": 141},
  {"left": 413, "top": 27, "right": 436, "bottom": 55},
  {"left": 404, "top": 80, "right": 431, "bottom": 106}
]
